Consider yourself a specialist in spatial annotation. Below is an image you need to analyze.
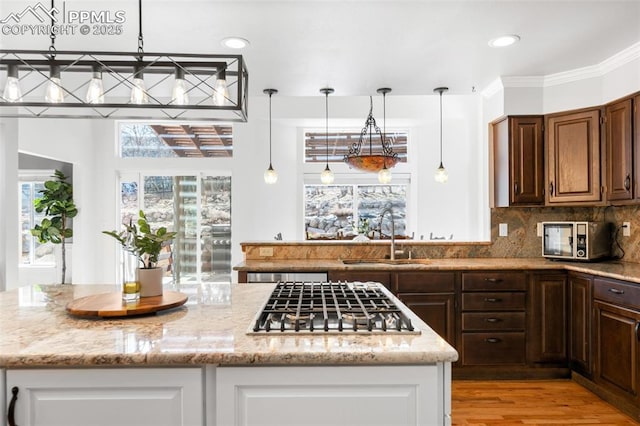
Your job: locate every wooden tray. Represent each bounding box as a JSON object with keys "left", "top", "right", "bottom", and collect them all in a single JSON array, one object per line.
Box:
[{"left": 66, "top": 291, "right": 188, "bottom": 318}]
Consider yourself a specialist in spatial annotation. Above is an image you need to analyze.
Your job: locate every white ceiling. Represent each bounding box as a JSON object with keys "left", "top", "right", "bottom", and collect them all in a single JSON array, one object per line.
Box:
[{"left": 2, "top": 0, "right": 640, "bottom": 96}]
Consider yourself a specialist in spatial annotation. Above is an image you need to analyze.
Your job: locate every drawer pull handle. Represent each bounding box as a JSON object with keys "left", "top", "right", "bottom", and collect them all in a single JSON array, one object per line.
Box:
[
  {"left": 636, "top": 322, "right": 640, "bottom": 341},
  {"left": 484, "top": 298, "right": 502, "bottom": 303},
  {"left": 484, "top": 278, "right": 502, "bottom": 283},
  {"left": 625, "top": 174, "right": 631, "bottom": 191},
  {"left": 608, "top": 288, "right": 624, "bottom": 295},
  {"left": 485, "top": 338, "right": 501, "bottom": 343},
  {"left": 8, "top": 386, "right": 18, "bottom": 426},
  {"left": 485, "top": 318, "right": 501, "bottom": 323}
]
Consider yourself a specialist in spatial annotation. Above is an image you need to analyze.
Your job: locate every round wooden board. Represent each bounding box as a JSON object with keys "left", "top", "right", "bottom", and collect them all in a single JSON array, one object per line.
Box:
[{"left": 66, "top": 291, "right": 188, "bottom": 318}]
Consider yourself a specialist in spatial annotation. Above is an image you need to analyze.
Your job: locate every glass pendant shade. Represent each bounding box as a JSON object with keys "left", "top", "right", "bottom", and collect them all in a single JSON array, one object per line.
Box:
[
  {"left": 435, "top": 163, "right": 448, "bottom": 183},
  {"left": 264, "top": 164, "right": 278, "bottom": 184},
  {"left": 378, "top": 165, "right": 392, "bottom": 184},
  {"left": 171, "top": 67, "right": 189, "bottom": 105},
  {"left": 3, "top": 64, "right": 22, "bottom": 102},
  {"left": 45, "top": 64, "right": 64, "bottom": 103},
  {"left": 130, "top": 65, "right": 148, "bottom": 104},
  {"left": 85, "top": 66, "right": 105, "bottom": 104},
  {"left": 320, "top": 165, "right": 335, "bottom": 184},
  {"left": 212, "top": 70, "right": 228, "bottom": 106}
]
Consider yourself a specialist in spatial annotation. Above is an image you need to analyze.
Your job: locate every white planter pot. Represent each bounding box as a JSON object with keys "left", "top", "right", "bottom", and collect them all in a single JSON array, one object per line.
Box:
[{"left": 138, "top": 267, "right": 163, "bottom": 297}]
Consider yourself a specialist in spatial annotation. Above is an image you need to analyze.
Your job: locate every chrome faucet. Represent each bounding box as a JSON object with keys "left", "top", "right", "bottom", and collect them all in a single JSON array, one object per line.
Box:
[{"left": 380, "top": 207, "right": 397, "bottom": 260}]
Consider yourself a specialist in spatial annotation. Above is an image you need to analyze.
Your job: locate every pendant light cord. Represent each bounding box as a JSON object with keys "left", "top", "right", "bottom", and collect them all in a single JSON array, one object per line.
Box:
[
  {"left": 137, "top": 0, "right": 144, "bottom": 58},
  {"left": 439, "top": 90, "right": 443, "bottom": 165},
  {"left": 325, "top": 91, "right": 329, "bottom": 168},
  {"left": 49, "top": 0, "right": 56, "bottom": 58},
  {"left": 269, "top": 92, "right": 273, "bottom": 165}
]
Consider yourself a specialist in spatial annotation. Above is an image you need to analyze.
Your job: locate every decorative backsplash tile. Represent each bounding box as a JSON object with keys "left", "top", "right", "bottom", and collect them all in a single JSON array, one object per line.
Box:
[{"left": 243, "top": 205, "right": 640, "bottom": 264}]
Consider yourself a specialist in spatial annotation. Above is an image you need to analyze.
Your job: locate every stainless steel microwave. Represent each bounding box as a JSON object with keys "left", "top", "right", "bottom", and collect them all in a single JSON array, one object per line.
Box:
[{"left": 542, "top": 221, "right": 611, "bottom": 261}]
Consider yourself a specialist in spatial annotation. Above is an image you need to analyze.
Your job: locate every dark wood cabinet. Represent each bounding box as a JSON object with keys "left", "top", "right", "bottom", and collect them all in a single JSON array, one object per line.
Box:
[
  {"left": 606, "top": 98, "right": 634, "bottom": 201},
  {"left": 528, "top": 273, "right": 567, "bottom": 365},
  {"left": 493, "top": 116, "right": 545, "bottom": 206},
  {"left": 568, "top": 273, "right": 592, "bottom": 377},
  {"left": 395, "top": 272, "right": 457, "bottom": 347},
  {"left": 635, "top": 94, "right": 640, "bottom": 200},
  {"left": 545, "top": 108, "right": 603, "bottom": 204},
  {"left": 593, "top": 277, "right": 640, "bottom": 406},
  {"left": 460, "top": 271, "right": 527, "bottom": 366}
]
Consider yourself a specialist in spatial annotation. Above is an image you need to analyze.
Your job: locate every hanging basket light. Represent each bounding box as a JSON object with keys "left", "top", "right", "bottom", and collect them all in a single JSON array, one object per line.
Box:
[{"left": 344, "top": 88, "right": 398, "bottom": 172}]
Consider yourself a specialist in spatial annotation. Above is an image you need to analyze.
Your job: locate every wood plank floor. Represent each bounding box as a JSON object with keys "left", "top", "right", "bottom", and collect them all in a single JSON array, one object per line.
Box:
[{"left": 452, "top": 380, "right": 639, "bottom": 425}]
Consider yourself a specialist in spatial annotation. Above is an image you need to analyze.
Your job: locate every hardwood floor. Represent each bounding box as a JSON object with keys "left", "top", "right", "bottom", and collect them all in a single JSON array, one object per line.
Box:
[{"left": 452, "top": 380, "right": 639, "bottom": 425}]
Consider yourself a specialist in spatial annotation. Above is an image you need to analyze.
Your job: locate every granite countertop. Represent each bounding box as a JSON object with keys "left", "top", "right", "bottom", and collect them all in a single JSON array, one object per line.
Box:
[
  {"left": 0, "top": 283, "right": 458, "bottom": 368},
  {"left": 234, "top": 258, "right": 640, "bottom": 284}
]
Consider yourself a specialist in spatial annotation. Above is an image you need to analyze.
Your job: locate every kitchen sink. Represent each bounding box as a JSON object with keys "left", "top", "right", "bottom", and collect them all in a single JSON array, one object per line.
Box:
[{"left": 341, "top": 258, "right": 431, "bottom": 265}]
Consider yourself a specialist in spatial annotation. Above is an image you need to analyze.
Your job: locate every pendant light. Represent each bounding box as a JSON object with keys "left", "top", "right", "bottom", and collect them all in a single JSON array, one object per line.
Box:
[
  {"left": 377, "top": 88, "right": 392, "bottom": 184},
  {"left": 263, "top": 88, "right": 278, "bottom": 184},
  {"left": 434, "top": 87, "right": 449, "bottom": 183},
  {"left": 213, "top": 69, "right": 229, "bottom": 106},
  {"left": 2, "top": 64, "right": 22, "bottom": 102},
  {"left": 85, "top": 65, "right": 105, "bottom": 104},
  {"left": 130, "top": 0, "right": 148, "bottom": 104},
  {"left": 171, "top": 66, "right": 189, "bottom": 105},
  {"left": 320, "top": 87, "right": 335, "bottom": 184}
]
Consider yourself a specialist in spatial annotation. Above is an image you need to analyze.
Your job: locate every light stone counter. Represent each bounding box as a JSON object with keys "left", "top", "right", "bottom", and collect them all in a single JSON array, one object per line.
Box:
[
  {"left": 0, "top": 283, "right": 458, "bottom": 368},
  {"left": 235, "top": 257, "right": 640, "bottom": 284}
]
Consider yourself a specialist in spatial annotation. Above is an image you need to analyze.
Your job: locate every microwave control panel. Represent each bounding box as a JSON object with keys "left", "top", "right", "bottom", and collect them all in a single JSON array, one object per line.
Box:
[{"left": 575, "top": 223, "right": 587, "bottom": 258}]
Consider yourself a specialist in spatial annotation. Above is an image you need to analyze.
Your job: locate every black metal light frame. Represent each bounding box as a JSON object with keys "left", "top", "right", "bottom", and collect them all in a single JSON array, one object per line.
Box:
[{"left": 0, "top": 50, "right": 248, "bottom": 121}]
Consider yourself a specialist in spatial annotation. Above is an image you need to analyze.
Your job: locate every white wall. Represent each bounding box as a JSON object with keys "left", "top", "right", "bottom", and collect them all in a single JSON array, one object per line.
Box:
[{"left": 0, "top": 118, "right": 20, "bottom": 291}]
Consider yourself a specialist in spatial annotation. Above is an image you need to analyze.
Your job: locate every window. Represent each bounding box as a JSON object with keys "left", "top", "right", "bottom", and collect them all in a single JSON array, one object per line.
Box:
[
  {"left": 19, "top": 176, "right": 54, "bottom": 266},
  {"left": 304, "top": 130, "right": 408, "bottom": 164},
  {"left": 119, "top": 174, "right": 231, "bottom": 284},
  {"left": 119, "top": 123, "right": 233, "bottom": 158},
  {"left": 304, "top": 184, "right": 407, "bottom": 240}
]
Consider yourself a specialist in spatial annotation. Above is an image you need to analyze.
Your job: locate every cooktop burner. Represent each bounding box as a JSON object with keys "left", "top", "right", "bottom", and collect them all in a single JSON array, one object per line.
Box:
[{"left": 250, "top": 281, "right": 420, "bottom": 334}]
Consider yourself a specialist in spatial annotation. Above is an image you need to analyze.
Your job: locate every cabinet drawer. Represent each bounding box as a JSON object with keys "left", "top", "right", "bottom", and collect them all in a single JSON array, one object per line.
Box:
[
  {"left": 462, "top": 272, "right": 527, "bottom": 291},
  {"left": 462, "top": 332, "right": 526, "bottom": 365},
  {"left": 462, "top": 292, "right": 526, "bottom": 311},
  {"left": 462, "top": 312, "right": 525, "bottom": 331},
  {"left": 593, "top": 278, "right": 640, "bottom": 311},
  {"left": 396, "top": 272, "right": 456, "bottom": 293}
]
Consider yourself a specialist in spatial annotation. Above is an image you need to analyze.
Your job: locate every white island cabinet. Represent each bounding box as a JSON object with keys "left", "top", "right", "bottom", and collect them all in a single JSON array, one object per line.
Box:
[
  {"left": 4, "top": 368, "right": 203, "bottom": 426},
  {"left": 216, "top": 364, "right": 452, "bottom": 426}
]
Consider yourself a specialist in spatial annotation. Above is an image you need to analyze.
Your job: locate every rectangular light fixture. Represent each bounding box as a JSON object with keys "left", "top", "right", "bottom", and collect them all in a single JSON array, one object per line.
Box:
[{"left": 0, "top": 50, "right": 248, "bottom": 121}]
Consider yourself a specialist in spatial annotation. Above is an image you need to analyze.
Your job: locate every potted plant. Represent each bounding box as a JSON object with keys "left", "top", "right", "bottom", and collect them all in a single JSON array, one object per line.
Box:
[
  {"left": 103, "top": 210, "right": 176, "bottom": 297},
  {"left": 31, "top": 170, "right": 78, "bottom": 284}
]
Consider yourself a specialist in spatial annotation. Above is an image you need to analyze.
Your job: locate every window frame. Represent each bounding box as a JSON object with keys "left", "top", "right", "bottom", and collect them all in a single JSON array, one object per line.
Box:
[{"left": 18, "top": 170, "right": 56, "bottom": 267}]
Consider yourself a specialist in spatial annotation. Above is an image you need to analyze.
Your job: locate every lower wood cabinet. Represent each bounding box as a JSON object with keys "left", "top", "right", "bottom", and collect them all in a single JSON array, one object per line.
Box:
[
  {"left": 395, "top": 272, "right": 457, "bottom": 347},
  {"left": 528, "top": 272, "right": 567, "bottom": 365},
  {"left": 5, "top": 368, "right": 203, "bottom": 426},
  {"left": 568, "top": 272, "right": 593, "bottom": 376},
  {"left": 593, "top": 277, "right": 640, "bottom": 407}
]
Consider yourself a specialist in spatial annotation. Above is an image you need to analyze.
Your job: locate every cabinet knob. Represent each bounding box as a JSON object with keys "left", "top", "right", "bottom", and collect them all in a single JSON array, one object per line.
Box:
[
  {"left": 625, "top": 174, "right": 631, "bottom": 191},
  {"left": 636, "top": 322, "right": 640, "bottom": 341},
  {"left": 549, "top": 181, "right": 554, "bottom": 196},
  {"left": 514, "top": 182, "right": 519, "bottom": 194},
  {"left": 8, "top": 386, "right": 18, "bottom": 426}
]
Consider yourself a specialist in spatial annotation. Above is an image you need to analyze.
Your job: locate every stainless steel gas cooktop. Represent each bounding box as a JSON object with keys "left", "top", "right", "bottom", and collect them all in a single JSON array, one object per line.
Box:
[{"left": 249, "top": 281, "right": 420, "bottom": 335}]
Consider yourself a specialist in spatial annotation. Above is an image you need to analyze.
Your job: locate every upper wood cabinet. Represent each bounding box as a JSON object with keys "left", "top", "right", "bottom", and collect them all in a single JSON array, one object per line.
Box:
[
  {"left": 545, "top": 108, "right": 603, "bottom": 205},
  {"left": 606, "top": 98, "right": 634, "bottom": 202},
  {"left": 635, "top": 94, "right": 640, "bottom": 200},
  {"left": 493, "top": 116, "right": 545, "bottom": 206}
]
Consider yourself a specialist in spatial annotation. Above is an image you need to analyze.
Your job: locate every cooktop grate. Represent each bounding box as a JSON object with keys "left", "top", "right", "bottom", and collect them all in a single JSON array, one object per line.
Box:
[{"left": 250, "top": 281, "right": 419, "bottom": 334}]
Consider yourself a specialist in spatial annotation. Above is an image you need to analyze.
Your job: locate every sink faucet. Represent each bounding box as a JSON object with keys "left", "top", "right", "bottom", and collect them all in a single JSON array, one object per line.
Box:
[{"left": 380, "top": 207, "right": 397, "bottom": 260}]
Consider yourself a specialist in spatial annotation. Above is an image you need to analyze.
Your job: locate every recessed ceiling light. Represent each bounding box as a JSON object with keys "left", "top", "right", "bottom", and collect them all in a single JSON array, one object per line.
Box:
[
  {"left": 488, "top": 35, "right": 520, "bottom": 48},
  {"left": 221, "top": 37, "right": 250, "bottom": 49}
]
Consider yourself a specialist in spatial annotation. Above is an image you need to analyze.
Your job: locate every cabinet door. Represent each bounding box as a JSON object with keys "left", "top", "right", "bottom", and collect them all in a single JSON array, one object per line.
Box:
[
  {"left": 493, "top": 116, "right": 544, "bottom": 206},
  {"left": 528, "top": 273, "right": 567, "bottom": 365},
  {"left": 399, "top": 293, "right": 456, "bottom": 346},
  {"left": 546, "top": 109, "right": 602, "bottom": 204},
  {"left": 594, "top": 301, "right": 640, "bottom": 402},
  {"left": 606, "top": 98, "right": 633, "bottom": 201},
  {"left": 510, "top": 117, "right": 545, "bottom": 204},
  {"left": 6, "top": 368, "right": 203, "bottom": 426},
  {"left": 635, "top": 95, "right": 640, "bottom": 200},
  {"left": 568, "top": 273, "right": 592, "bottom": 376}
]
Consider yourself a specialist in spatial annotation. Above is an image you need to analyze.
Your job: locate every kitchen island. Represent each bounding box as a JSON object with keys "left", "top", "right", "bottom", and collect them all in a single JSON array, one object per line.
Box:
[{"left": 0, "top": 283, "right": 457, "bottom": 426}]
